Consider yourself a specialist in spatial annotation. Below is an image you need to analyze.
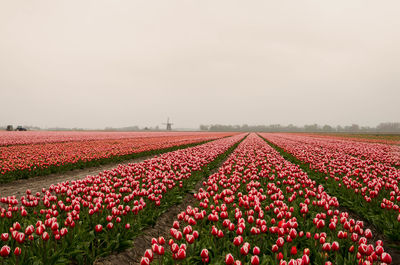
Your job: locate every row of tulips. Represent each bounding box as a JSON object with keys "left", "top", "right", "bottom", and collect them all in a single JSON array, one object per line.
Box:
[
  {"left": 0, "top": 131, "right": 225, "bottom": 146},
  {"left": 0, "top": 132, "right": 236, "bottom": 182},
  {"left": 260, "top": 133, "right": 400, "bottom": 241},
  {"left": 0, "top": 133, "right": 246, "bottom": 264},
  {"left": 268, "top": 134, "right": 400, "bottom": 167},
  {"left": 302, "top": 133, "right": 400, "bottom": 146},
  {"left": 140, "top": 133, "right": 393, "bottom": 265}
]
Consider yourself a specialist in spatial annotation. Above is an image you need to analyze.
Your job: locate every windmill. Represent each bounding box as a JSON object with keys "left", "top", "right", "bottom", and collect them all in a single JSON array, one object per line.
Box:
[{"left": 163, "top": 117, "right": 173, "bottom": 131}]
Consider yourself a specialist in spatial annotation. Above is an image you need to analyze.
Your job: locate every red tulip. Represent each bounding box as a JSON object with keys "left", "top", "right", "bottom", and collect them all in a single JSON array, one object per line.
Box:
[
  {"left": 158, "top": 245, "right": 165, "bottom": 255},
  {"left": 13, "top": 222, "right": 21, "bottom": 231},
  {"left": 186, "top": 234, "right": 195, "bottom": 244},
  {"left": 322, "top": 243, "right": 331, "bottom": 252},
  {"left": 16, "top": 232, "right": 25, "bottom": 244},
  {"left": 25, "top": 225, "right": 34, "bottom": 235},
  {"left": 272, "top": 244, "right": 279, "bottom": 253},
  {"left": 331, "top": 241, "right": 339, "bottom": 251},
  {"left": 233, "top": 236, "right": 243, "bottom": 246},
  {"left": 376, "top": 245, "right": 384, "bottom": 255},
  {"left": 1, "top": 233, "right": 9, "bottom": 241},
  {"left": 140, "top": 257, "right": 150, "bottom": 265},
  {"left": 14, "top": 247, "right": 21, "bottom": 256},
  {"left": 201, "top": 249, "right": 209, "bottom": 258},
  {"left": 364, "top": 229, "right": 372, "bottom": 239},
  {"left": 240, "top": 244, "right": 249, "bottom": 256},
  {"left": 253, "top": 246, "right": 260, "bottom": 255},
  {"left": 177, "top": 249, "right": 186, "bottom": 260},
  {"left": 303, "top": 248, "right": 310, "bottom": 256},
  {"left": 381, "top": 252, "right": 392, "bottom": 264},
  {"left": 251, "top": 255, "right": 260, "bottom": 265},
  {"left": 225, "top": 253, "right": 234, "bottom": 265},
  {"left": 171, "top": 243, "right": 179, "bottom": 253},
  {"left": 302, "top": 254, "right": 310, "bottom": 265},
  {"left": 42, "top": 232, "right": 50, "bottom": 241},
  {"left": 276, "top": 237, "right": 284, "bottom": 247},
  {"left": 144, "top": 249, "right": 153, "bottom": 261},
  {"left": 290, "top": 246, "right": 297, "bottom": 255},
  {"left": 0, "top": 245, "right": 10, "bottom": 257},
  {"left": 95, "top": 224, "right": 103, "bottom": 232}
]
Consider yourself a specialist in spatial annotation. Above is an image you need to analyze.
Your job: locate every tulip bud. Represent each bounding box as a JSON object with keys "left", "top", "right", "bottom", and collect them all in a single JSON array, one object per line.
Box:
[
  {"left": 144, "top": 249, "right": 153, "bottom": 261},
  {"left": 14, "top": 247, "right": 21, "bottom": 256},
  {"left": 177, "top": 249, "right": 186, "bottom": 260},
  {"left": 253, "top": 246, "right": 260, "bottom": 255},
  {"left": 302, "top": 254, "right": 310, "bottom": 265},
  {"left": 201, "top": 249, "right": 209, "bottom": 258},
  {"left": 381, "top": 252, "right": 392, "bottom": 264},
  {"left": 95, "top": 224, "right": 103, "bottom": 232},
  {"left": 251, "top": 255, "right": 260, "bottom": 265},
  {"left": 0, "top": 245, "right": 10, "bottom": 257},
  {"left": 158, "top": 245, "right": 165, "bottom": 255},
  {"left": 225, "top": 253, "right": 234, "bottom": 265},
  {"left": 1, "top": 233, "right": 9, "bottom": 241},
  {"left": 42, "top": 231, "right": 50, "bottom": 241},
  {"left": 331, "top": 241, "right": 339, "bottom": 251},
  {"left": 140, "top": 257, "right": 150, "bottom": 265},
  {"left": 290, "top": 246, "right": 297, "bottom": 255}
]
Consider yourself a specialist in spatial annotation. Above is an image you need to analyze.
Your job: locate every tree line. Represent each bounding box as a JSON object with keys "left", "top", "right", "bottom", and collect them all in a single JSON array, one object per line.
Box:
[{"left": 199, "top": 122, "right": 400, "bottom": 133}]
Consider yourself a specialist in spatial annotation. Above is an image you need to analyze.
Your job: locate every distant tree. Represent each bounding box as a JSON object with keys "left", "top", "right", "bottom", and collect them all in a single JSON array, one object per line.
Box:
[
  {"left": 322, "top": 124, "right": 334, "bottom": 132},
  {"left": 287, "top": 124, "right": 298, "bottom": 132},
  {"left": 199, "top": 124, "right": 209, "bottom": 131},
  {"left": 377, "top": 122, "right": 400, "bottom": 132},
  {"left": 344, "top": 124, "right": 360, "bottom": 132},
  {"left": 304, "top": 124, "right": 319, "bottom": 132}
]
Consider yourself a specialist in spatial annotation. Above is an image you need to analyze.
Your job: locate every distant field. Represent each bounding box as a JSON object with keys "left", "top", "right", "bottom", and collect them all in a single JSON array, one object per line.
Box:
[
  {"left": 1, "top": 132, "right": 399, "bottom": 265},
  {"left": 305, "top": 132, "right": 400, "bottom": 144},
  {"left": 0, "top": 131, "right": 236, "bottom": 182}
]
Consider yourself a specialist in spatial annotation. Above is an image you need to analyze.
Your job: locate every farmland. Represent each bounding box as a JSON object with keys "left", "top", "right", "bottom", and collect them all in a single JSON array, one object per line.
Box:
[
  {"left": 0, "top": 132, "right": 399, "bottom": 264},
  {"left": 0, "top": 131, "right": 236, "bottom": 183}
]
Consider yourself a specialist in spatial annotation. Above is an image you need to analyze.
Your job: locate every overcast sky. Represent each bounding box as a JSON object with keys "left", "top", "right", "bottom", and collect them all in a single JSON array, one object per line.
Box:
[{"left": 0, "top": 0, "right": 399, "bottom": 129}]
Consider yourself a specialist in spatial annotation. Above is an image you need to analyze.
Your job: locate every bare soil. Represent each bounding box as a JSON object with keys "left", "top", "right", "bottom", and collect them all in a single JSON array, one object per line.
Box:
[{"left": 0, "top": 156, "right": 151, "bottom": 199}]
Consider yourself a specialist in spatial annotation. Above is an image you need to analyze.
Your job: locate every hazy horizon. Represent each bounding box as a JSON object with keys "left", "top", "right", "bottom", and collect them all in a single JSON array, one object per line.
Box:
[{"left": 1, "top": 1, "right": 399, "bottom": 129}]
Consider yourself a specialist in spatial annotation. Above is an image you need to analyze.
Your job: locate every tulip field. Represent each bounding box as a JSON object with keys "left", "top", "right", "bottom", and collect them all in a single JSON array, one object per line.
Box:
[
  {"left": 138, "top": 133, "right": 397, "bottom": 265},
  {"left": 0, "top": 133, "right": 246, "bottom": 264},
  {"left": 0, "top": 131, "right": 235, "bottom": 183},
  {"left": 261, "top": 133, "right": 400, "bottom": 241},
  {"left": 0, "top": 132, "right": 399, "bottom": 264}
]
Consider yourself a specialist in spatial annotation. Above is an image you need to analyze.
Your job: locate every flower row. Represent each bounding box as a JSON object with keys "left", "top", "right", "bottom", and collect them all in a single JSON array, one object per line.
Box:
[
  {"left": 140, "top": 133, "right": 391, "bottom": 264},
  {"left": 260, "top": 133, "right": 400, "bottom": 240},
  {"left": 0, "top": 134, "right": 245, "bottom": 264},
  {"left": 0, "top": 132, "right": 235, "bottom": 175}
]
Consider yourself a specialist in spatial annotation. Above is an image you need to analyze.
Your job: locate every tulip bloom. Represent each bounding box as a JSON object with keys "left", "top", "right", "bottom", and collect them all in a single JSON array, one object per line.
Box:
[
  {"left": 225, "top": 253, "right": 234, "bottom": 265},
  {"left": 0, "top": 245, "right": 11, "bottom": 257}
]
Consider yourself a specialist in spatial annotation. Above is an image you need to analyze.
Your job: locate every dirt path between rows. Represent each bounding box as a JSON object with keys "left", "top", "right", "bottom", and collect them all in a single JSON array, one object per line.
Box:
[{"left": 0, "top": 156, "right": 152, "bottom": 199}]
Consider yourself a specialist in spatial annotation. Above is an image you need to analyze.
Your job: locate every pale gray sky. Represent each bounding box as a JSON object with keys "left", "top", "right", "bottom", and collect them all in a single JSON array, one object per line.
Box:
[{"left": 0, "top": 0, "right": 399, "bottom": 129}]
